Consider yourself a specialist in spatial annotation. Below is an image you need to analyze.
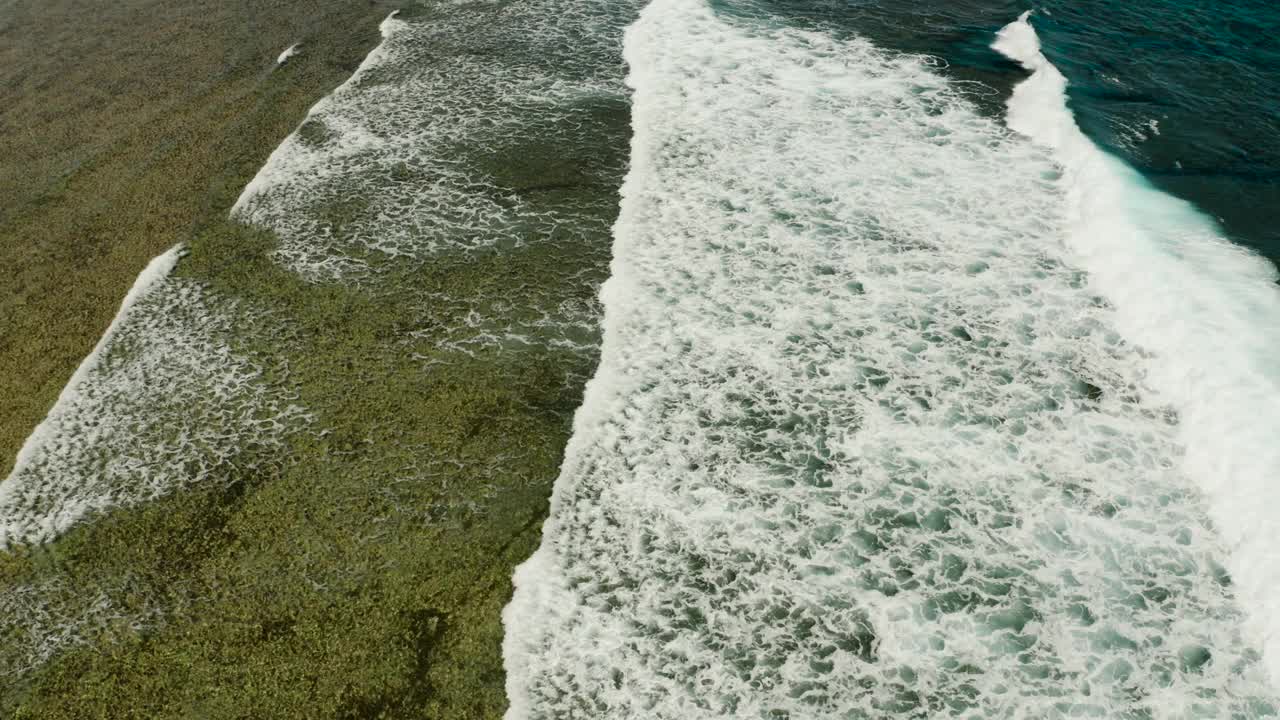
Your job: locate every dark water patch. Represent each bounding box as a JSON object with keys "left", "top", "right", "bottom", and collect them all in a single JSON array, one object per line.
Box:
[{"left": 1030, "top": 0, "right": 1280, "bottom": 260}]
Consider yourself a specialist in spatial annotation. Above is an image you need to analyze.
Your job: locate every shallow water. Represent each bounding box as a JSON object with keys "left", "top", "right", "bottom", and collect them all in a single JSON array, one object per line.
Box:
[
  {"left": 4, "top": 0, "right": 1279, "bottom": 714},
  {"left": 0, "top": 0, "right": 642, "bottom": 697},
  {"left": 504, "top": 1, "right": 1280, "bottom": 717}
]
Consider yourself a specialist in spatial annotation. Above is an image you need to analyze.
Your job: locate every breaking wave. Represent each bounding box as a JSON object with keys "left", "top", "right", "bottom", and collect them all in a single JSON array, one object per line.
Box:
[
  {"left": 503, "top": 1, "right": 1280, "bottom": 716},
  {"left": 0, "top": 249, "right": 306, "bottom": 548},
  {"left": 2, "top": 0, "right": 645, "bottom": 684}
]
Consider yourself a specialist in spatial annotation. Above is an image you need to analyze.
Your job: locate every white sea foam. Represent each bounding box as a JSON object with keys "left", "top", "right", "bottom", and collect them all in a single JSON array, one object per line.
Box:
[
  {"left": 276, "top": 42, "right": 301, "bottom": 65},
  {"left": 3, "top": 0, "right": 637, "bottom": 554},
  {"left": 0, "top": 576, "right": 162, "bottom": 678},
  {"left": 232, "top": 0, "right": 643, "bottom": 400},
  {"left": 0, "top": 0, "right": 644, "bottom": 684},
  {"left": 0, "top": 250, "right": 308, "bottom": 548},
  {"left": 1, "top": 247, "right": 178, "bottom": 545},
  {"left": 5, "top": 247, "right": 181, "bottom": 482},
  {"left": 233, "top": 12, "right": 405, "bottom": 234},
  {"left": 232, "top": 4, "right": 633, "bottom": 284},
  {"left": 504, "top": 0, "right": 1278, "bottom": 716},
  {"left": 995, "top": 9, "right": 1280, "bottom": 691}
]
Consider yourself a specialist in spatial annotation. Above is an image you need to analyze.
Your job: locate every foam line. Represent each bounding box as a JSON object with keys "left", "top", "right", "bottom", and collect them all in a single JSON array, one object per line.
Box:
[
  {"left": 232, "top": 11, "right": 404, "bottom": 219},
  {"left": 0, "top": 244, "right": 308, "bottom": 548},
  {"left": 2, "top": 246, "right": 183, "bottom": 490}
]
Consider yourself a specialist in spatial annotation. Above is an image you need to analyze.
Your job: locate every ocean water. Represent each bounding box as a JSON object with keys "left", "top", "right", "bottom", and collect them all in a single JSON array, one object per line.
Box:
[
  {"left": 3, "top": 0, "right": 1279, "bottom": 713},
  {"left": 1021, "top": 0, "right": 1280, "bottom": 259},
  {"left": 504, "top": 0, "right": 1280, "bottom": 717},
  {"left": 727, "top": 0, "right": 1280, "bottom": 259}
]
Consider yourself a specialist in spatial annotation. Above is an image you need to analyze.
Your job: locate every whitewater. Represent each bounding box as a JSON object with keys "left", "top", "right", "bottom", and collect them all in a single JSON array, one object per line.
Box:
[{"left": 504, "top": 1, "right": 1280, "bottom": 717}]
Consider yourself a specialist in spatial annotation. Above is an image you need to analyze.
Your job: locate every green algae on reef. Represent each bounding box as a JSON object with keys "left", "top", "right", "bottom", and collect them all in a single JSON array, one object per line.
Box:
[
  {"left": 0, "top": 0, "right": 400, "bottom": 479},
  {"left": 0, "top": 0, "right": 634, "bottom": 714}
]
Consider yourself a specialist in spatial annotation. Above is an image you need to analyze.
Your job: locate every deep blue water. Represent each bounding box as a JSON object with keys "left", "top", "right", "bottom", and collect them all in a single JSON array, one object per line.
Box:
[{"left": 744, "top": 0, "right": 1280, "bottom": 262}]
